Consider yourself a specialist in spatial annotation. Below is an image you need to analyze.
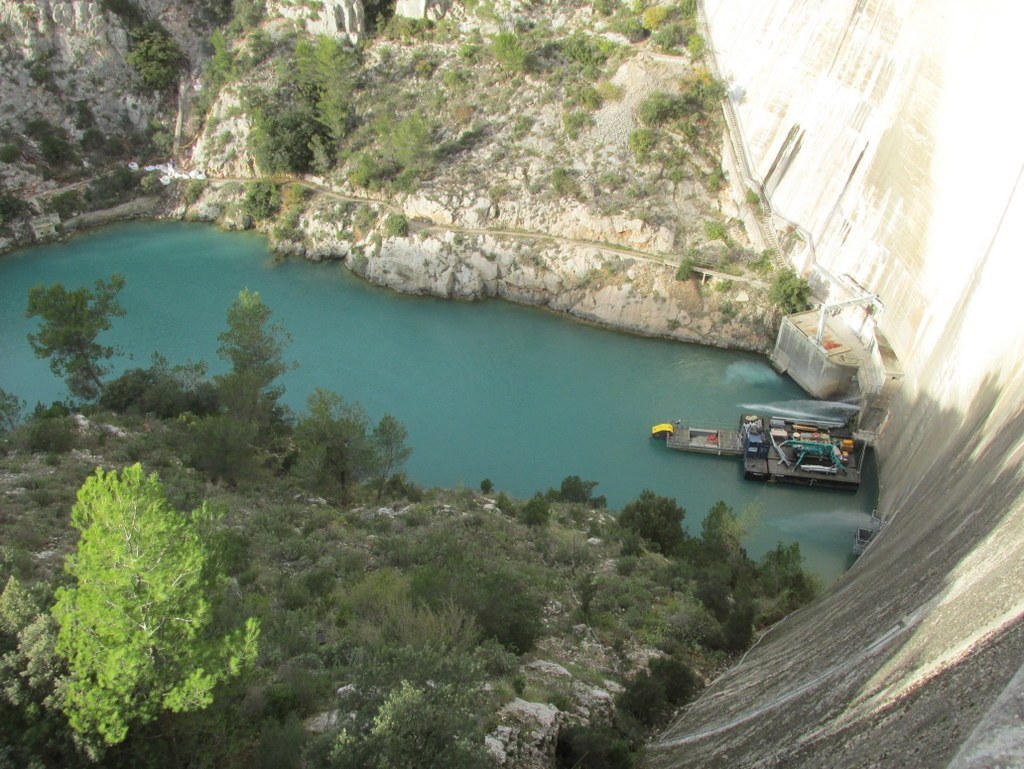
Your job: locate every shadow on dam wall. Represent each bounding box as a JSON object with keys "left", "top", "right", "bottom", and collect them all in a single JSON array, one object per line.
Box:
[{"left": 645, "top": 371, "right": 1024, "bottom": 769}]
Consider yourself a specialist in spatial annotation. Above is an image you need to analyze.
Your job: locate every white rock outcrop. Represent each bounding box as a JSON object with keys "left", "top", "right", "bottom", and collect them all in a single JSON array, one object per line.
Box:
[
  {"left": 490, "top": 699, "right": 563, "bottom": 769},
  {"left": 394, "top": 0, "right": 451, "bottom": 20},
  {"left": 270, "top": 0, "right": 365, "bottom": 43}
]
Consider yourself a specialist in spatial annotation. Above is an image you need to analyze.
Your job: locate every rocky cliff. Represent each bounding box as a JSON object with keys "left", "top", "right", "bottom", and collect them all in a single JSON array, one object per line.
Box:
[{"left": 648, "top": 2, "right": 1024, "bottom": 767}]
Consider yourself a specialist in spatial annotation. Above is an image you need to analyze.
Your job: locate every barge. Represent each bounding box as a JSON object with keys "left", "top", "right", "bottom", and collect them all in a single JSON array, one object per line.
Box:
[{"left": 652, "top": 414, "right": 866, "bottom": 490}]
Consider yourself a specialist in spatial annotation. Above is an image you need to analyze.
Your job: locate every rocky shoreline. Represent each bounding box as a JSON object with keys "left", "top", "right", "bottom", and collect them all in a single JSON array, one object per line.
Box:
[{"left": 181, "top": 180, "right": 780, "bottom": 354}]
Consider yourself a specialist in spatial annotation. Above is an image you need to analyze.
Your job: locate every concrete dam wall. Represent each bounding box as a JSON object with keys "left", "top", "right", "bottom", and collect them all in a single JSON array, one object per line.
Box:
[{"left": 649, "top": 2, "right": 1024, "bottom": 767}]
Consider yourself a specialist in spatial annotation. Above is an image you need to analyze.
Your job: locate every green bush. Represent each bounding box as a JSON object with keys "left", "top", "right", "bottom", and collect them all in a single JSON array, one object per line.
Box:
[
  {"left": 769, "top": 268, "right": 812, "bottom": 313},
  {"left": 618, "top": 489, "right": 687, "bottom": 555},
  {"left": 520, "top": 493, "right": 550, "bottom": 527},
  {"left": 675, "top": 254, "right": 695, "bottom": 280},
  {"left": 128, "top": 23, "right": 184, "bottom": 91},
  {"left": 243, "top": 180, "right": 281, "bottom": 221},
  {"left": 0, "top": 192, "right": 28, "bottom": 226},
  {"left": 383, "top": 214, "right": 409, "bottom": 237},
  {"left": 184, "top": 179, "right": 207, "bottom": 205},
  {"left": 562, "top": 110, "right": 593, "bottom": 140},
  {"left": 686, "top": 33, "right": 705, "bottom": 58},
  {"left": 48, "top": 189, "right": 81, "bottom": 219},
  {"left": 627, "top": 128, "right": 655, "bottom": 161},
  {"left": 85, "top": 167, "right": 140, "bottom": 207},
  {"left": 638, "top": 92, "right": 688, "bottom": 126},
  {"left": 556, "top": 724, "right": 633, "bottom": 769},
  {"left": 704, "top": 220, "right": 727, "bottom": 241},
  {"left": 491, "top": 31, "right": 528, "bottom": 72},
  {"left": 0, "top": 387, "right": 24, "bottom": 435},
  {"left": 25, "top": 416, "right": 76, "bottom": 454},
  {"left": 0, "top": 143, "right": 21, "bottom": 163},
  {"left": 549, "top": 167, "right": 581, "bottom": 198}
]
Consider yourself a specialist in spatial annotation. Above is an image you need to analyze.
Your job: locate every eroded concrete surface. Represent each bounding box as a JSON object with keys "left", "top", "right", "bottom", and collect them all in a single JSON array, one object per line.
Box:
[{"left": 648, "top": 2, "right": 1024, "bottom": 766}]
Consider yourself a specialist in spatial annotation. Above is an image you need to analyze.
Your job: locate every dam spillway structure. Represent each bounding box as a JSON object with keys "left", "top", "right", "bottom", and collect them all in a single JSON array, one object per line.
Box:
[{"left": 648, "top": 2, "right": 1024, "bottom": 768}]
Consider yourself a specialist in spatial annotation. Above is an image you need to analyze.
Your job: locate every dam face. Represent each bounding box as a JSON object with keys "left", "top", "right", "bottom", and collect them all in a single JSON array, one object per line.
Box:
[{"left": 650, "top": 2, "right": 1024, "bottom": 767}]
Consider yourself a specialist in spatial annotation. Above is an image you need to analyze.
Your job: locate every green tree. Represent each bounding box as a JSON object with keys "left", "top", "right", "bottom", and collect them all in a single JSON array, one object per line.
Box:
[
  {"left": 0, "top": 386, "right": 23, "bottom": 435},
  {"left": 26, "top": 274, "right": 126, "bottom": 400},
  {"left": 295, "top": 388, "right": 375, "bottom": 500},
  {"left": 700, "top": 500, "right": 744, "bottom": 560},
  {"left": 770, "top": 268, "right": 812, "bottom": 313},
  {"left": 127, "top": 23, "right": 184, "bottom": 91},
  {"left": 0, "top": 577, "right": 82, "bottom": 768},
  {"left": 372, "top": 413, "right": 412, "bottom": 500},
  {"left": 242, "top": 180, "right": 281, "bottom": 220},
  {"left": 618, "top": 489, "right": 687, "bottom": 555},
  {"left": 215, "top": 288, "right": 293, "bottom": 440},
  {"left": 52, "top": 464, "right": 260, "bottom": 750},
  {"left": 0, "top": 190, "right": 28, "bottom": 225}
]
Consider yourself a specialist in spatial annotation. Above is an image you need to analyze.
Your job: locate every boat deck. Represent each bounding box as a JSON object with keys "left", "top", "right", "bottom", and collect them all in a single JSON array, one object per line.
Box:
[
  {"left": 658, "top": 415, "right": 865, "bottom": 490},
  {"left": 666, "top": 425, "right": 743, "bottom": 456}
]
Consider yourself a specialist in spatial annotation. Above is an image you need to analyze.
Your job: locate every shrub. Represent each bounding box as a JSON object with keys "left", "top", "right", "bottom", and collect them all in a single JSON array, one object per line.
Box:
[
  {"left": 348, "top": 153, "right": 389, "bottom": 190},
  {"left": 561, "top": 32, "right": 613, "bottom": 69},
  {"left": 85, "top": 167, "right": 140, "bottom": 207},
  {"left": 520, "top": 493, "right": 550, "bottom": 527},
  {"left": 184, "top": 179, "right": 207, "bottom": 205},
  {"left": 383, "top": 214, "right": 409, "bottom": 237},
  {"left": 675, "top": 254, "right": 695, "bottom": 280},
  {"left": 627, "top": 128, "right": 655, "bottom": 161},
  {"left": 558, "top": 475, "right": 599, "bottom": 504},
  {"left": 25, "top": 416, "right": 76, "bottom": 454},
  {"left": 618, "top": 489, "right": 687, "bottom": 555},
  {"left": 562, "top": 110, "right": 593, "bottom": 140},
  {"left": 556, "top": 725, "right": 633, "bottom": 769},
  {"left": 549, "top": 167, "right": 581, "bottom": 198},
  {"left": 641, "top": 6, "right": 669, "bottom": 30},
  {"left": 704, "top": 220, "right": 727, "bottom": 241},
  {"left": 480, "top": 478, "right": 493, "bottom": 494},
  {"left": 0, "top": 387, "right": 24, "bottom": 435},
  {"left": 0, "top": 143, "right": 21, "bottom": 163},
  {"left": 638, "top": 91, "right": 687, "bottom": 126},
  {"left": 243, "top": 180, "right": 281, "bottom": 220},
  {"left": 128, "top": 23, "right": 184, "bottom": 91},
  {"left": 491, "top": 31, "right": 527, "bottom": 72},
  {"left": 0, "top": 191, "right": 28, "bottom": 226},
  {"left": 769, "top": 268, "right": 812, "bottom": 313},
  {"left": 652, "top": 21, "right": 691, "bottom": 52},
  {"left": 686, "top": 33, "right": 705, "bottom": 58}
]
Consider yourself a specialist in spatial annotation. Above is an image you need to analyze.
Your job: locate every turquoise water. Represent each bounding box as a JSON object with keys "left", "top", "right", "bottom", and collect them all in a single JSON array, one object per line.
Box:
[{"left": 0, "top": 222, "right": 877, "bottom": 581}]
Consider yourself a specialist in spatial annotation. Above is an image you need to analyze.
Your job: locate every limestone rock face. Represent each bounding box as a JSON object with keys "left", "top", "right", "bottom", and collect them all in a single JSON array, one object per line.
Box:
[
  {"left": 490, "top": 699, "right": 563, "bottom": 769},
  {"left": 191, "top": 89, "right": 256, "bottom": 178},
  {"left": 269, "top": 0, "right": 365, "bottom": 43},
  {"left": 0, "top": 0, "right": 160, "bottom": 188},
  {"left": 276, "top": 197, "right": 774, "bottom": 351},
  {"left": 394, "top": 0, "right": 451, "bottom": 21}
]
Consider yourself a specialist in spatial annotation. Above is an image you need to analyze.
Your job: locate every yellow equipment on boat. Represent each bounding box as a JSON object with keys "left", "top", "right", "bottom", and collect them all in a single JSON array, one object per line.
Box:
[{"left": 651, "top": 423, "right": 675, "bottom": 439}]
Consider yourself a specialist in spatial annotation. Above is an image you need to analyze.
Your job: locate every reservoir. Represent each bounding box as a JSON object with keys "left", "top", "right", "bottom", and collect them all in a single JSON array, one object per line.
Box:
[{"left": 0, "top": 222, "right": 877, "bottom": 582}]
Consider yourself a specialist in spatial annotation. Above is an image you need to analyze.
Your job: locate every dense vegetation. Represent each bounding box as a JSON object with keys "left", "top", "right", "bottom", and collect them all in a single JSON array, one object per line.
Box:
[{"left": 0, "top": 276, "right": 819, "bottom": 768}]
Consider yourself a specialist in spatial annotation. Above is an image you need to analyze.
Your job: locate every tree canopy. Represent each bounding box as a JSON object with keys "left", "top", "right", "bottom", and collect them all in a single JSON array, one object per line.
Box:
[
  {"left": 215, "top": 288, "right": 293, "bottom": 438},
  {"left": 618, "top": 489, "right": 687, "bottom": 555},
  {"left": 52, "top": 464, "right": 259, "bottom": 750},
  {"left": 770, "top": 268, "right": 813, "bottom": 313},
  {"left": 26, "top": 274, "right": 126, "bottom": 401},
  {"left": 127, "top": 22, "right": 184, "bottom": 91}
]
